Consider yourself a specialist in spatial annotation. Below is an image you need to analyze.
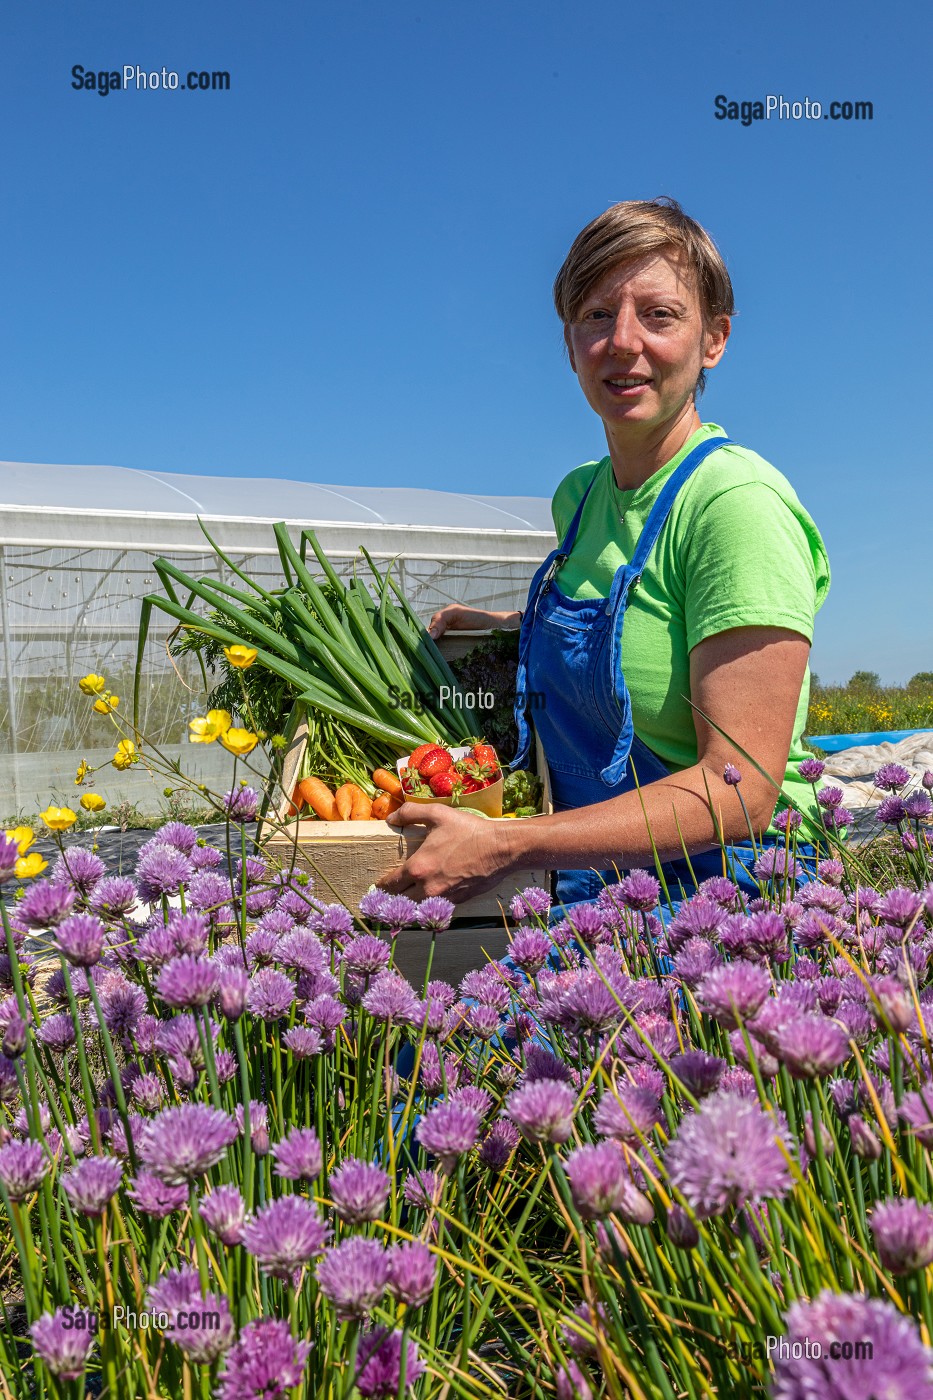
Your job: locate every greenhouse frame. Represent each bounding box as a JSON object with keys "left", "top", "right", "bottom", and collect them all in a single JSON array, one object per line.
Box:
[{"left": 0, "top": 459, "right": 553, "bottom": 814}]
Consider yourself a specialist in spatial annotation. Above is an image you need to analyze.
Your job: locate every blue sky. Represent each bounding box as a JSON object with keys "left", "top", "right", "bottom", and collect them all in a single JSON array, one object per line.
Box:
[{"left": 1, "top": 0, "right": 929, "bottom": 685}]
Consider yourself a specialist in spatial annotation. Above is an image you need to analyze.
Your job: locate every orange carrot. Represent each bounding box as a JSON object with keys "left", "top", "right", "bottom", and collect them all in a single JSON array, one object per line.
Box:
[
  {"left": 371, "top": 791, "right": 403, "bottom": 820},
  {"left": 350, "top": 787, "right": 373, "bottom": 820},
  {"left": 334, "top": 782, "right": 357, "bottom": 821},
  {"left": 298, "top": 777, "right": 338, "bottom": 821},
  {"left": 372, "top": 768, "right": 403, "bottom": 797},
  {"left": 285, "top": 781, "right": 305, "bottom": 817}
]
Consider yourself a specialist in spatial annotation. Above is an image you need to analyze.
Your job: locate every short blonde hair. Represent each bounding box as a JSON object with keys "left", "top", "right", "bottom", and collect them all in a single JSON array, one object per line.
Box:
[{"left": 553, "top": 198, "right": 735, "bottom": 392}]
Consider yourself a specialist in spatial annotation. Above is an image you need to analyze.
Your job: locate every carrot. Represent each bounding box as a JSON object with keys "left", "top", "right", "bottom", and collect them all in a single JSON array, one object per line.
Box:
[
  {"left": 371, "top": 791, "right": 403, "bottom": 820},
  {"left": 298, "top": 777, "right": 338, "bottom": 821},
  {"left": 285, "top": 781, "right": 305, "bottom": 817},
  {"left": 372, "top": 768, "right": 403, "bottom": 797},
  {"left": 350, "top": 787, "right": 373, "bottom": 820},
  {"left": 334, "top": 782, "right": 357, "bottom": 821}
]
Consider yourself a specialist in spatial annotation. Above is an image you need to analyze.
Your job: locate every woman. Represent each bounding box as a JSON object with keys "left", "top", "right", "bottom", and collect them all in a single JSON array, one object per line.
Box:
[{"left": 381, "top": 198, "right": 830, "bottom": 908}]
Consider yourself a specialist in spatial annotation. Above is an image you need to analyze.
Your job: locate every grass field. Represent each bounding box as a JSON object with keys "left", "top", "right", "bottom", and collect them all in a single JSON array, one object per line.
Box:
[{"left": 807, "top": 671, "right": 933, "bottom": 735}]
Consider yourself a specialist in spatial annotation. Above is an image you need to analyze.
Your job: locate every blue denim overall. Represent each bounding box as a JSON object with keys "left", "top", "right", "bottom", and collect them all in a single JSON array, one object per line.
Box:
[{"left": 512, "top": 436, "right": 800, "bottom": 910}]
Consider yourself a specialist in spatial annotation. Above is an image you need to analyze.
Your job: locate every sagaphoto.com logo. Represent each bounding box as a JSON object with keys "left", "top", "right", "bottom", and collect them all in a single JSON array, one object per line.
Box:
[{"left": 71, "top": 65, "right": 231, "bottom": 96}]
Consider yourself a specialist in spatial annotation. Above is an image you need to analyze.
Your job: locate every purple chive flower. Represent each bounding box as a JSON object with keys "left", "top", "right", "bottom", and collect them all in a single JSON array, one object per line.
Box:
[
  {"left": 356, "top": 1328, "right": 426, "bottom": 1398},
  {"left": 468, "top": 1004, "right": 502, "bottom": 1040},
  {"left": 771, "top": 1290, "right": 933, "bottom": 1400},
  {"left": 127, "top": 1170, "right": 188, "bottom": 1218},
  {"left": 341, "top": 935, "right": 392, "bottom": 976},
  {"left": 667, "top": 1204, "right": 700, "bottom": 1249},
  {"left": 199, "top": 1185, "right": 246, "bottom": 1246},
  {"left": 37, "top": 1012, "right": 77, "bottom": 1054},
  {"left": 96, "top": 978, "right": 147, "bottom": 1038},
  {"left": 374, "top": 894, "right": 418, "bottom": 930},
  {"left": 19, "top": 880, "right": 77, "bottom": 929},
  {"left": 277, "top": 930, "right": 327, "bottom": 975},
  {"left": 358, "top": 889, "right": 391, "bottom": 921},
  {"left": 190, "top": 844, "right": 224, "bottom": 870},
  {"left": 246, "top": 967, "right": 296, "bottom": 1021},
  {"left": 167, "top": 911, "right": 210, "bottom": 956},
  {"left": 878, "top": 796, "right": 908, "bottom": 825},
  {"left": 329, "top": 1157, "right": 390, "bottom": 1223},
  {"left": 906, "top": 792, "right": 933, "bottom": 819},
  {"left": 697, "top": 961, "right": 771, "bottom": 1029},
  {"left": 507, "top": 1078, "right": 576, "bottom": 1145},
  {"left": 54, "top": 913, "right": 106, "bottom": 967},
  {"left": 242, "top": 1194, "right": 331, "bottom": 1278},
  {"left": 245, "top": 929, "right": 281, "bottom": 968},
  {"left": 236, "top": 1101, "right": 270, "bottom": 1155},
  {"left": 155, "top": 821, "right": 199, "bottom": 855},
  {"left": 223, "top": 786, "right": 260, "bottom": 823},
  {"left": 798, "top": 758, "right": 825, "bottom": 783},
  {"left": 136, "top": 843, "right": 194, "bottom": 902},
  {"left": 508, "top": 926, "right": 553, "bottom": 975},
  {"left": 187, "top": 871, "right": 231, "bottom": 912},
  {"left": 877, "top": 887, "right": 925, "bottom": 929},
  {"left": 773, "top": 808, "right": 803, "bottom": 833},
  {"left": 477, "top": 1120, "right": 520, "bottom": 1172},
  {"left": 317, "top": 1236, "right": 391, "bottom": 1319},
  {"left": 173, "top": 1293, "right": 235, "bottom": 1365},
  {"left": 0, "top": 1139, "right": 49, "bottom": 1200},
  {"left": 509, "top": 886, "right": 552, "bottom": 921},
  {"left": 594, "top": 1083, "right": 663, "bottom": 1143},
  {"left": 617, "top": 870, "right": 660, "bottom": 911},
  {"left": 566, "top": 903, "right": 609, "bottom": 947},
  {"left": 387, "top": 1240, "right": 437, "bottom": 1308},
  {"left": 1, "top": 1009, "right": 27, "bottom": 1059},
  {"left": 416, "top": 896, "right": 456, "bottom": 930},
  {"left": 216, "top": 1318, "right": 311, "bottom": 1400},
  {"left": 674, "top": 938, "right": 723, "bottom": 990},
  {"left": 415, "top": 1100, "right": 483, "bottom": 1170},
  {"left": 900, "top": 1092, "right": 933, "bottom": 1147},
  {"left": 0, "top": 833, "right": 21, "bottom": 885},
  {"left": 753, "top": 848, "right": 803, "bottom": 880},
  {"left": 304, "top": 994, "right": 346, "bottom": 1046},
  {"left": 668, "top": 896, "right": 727, "bottom": 950},
  {"left": 403, "top": 1168, "right": 440, "bottom": 1209},
  {"left": 665, "top": 1091, "right": 792, "bottom": 1219},
  {"left": 723, "top": 764, "right": 742, "bottom": 785},
  {"left": 30, "top": 1309, "right": 95, "bottom": 1380},
  {"left": 282, "top": 1025, "right": 324, "bottom": 1058},
  {"left": 156, "top": 954, "right": 219, "bottom": 1009},
  {"left": 272, "top": 1127, "right": 323, "bottom": 1182},
  {"left": 130, "top": 1073, "right": 164, "bottom": 1113},
  {"left": 362, "top": 973, "right": 421, "bottom": 1024},
  {"left": 138, "top": 1104, "right": 238, "bottom": 1184},
  {"left": 215, "top": 966, "right": 249, "bottom": 1020},
  {"left": 133, "top": 923, "right": 178, "bottom": 968},
  {"left": 849, "top": 1115, "right": 883, "bottom": 1160},
  {"left": 61, "top": 1155, "right": 123, "bottom": 1215},
  {"left": 773, "top": 1014, "right": 851, "bottom": 1078},
  {"left": 817, "top": 786, "right": 846, "bottom": 810},
  {"left": 870, "top": 1198, "right": 933, "bottom": 1274},
  {"left": 51, "top": 847, "right": 106, "bottom": 895},
  {"left": 565, "top": 1142, "right": 639, "bottom": 1221},
  {"left": 669, "top": 1051, "right": 726, "bottom": 1098},
  {"left": 875, "top": 763, "right": 912, "bottom": 792}
]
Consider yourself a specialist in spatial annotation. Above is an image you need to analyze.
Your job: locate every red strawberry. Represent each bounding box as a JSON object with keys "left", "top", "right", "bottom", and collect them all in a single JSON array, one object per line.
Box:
[
  {"left": 416, "top": 746, "right": 455, "bottom": 779},
  {"left": 400, "top": 766, "right": 426, "bottom": 796},
  {"left": 460, "top": 777, "right": 484, "bottom": 794},
  {"left": 456, "top": 755, "right": 497, "bottom": 783},
  {"left": 472, "top": 742, "right": 498, "bottom": 771},
  {"left": 428, "top": 770, "right": 460, "bottom": 798},
  {"left": 408, "top": 743, "right": 438, "bottom": 769}
]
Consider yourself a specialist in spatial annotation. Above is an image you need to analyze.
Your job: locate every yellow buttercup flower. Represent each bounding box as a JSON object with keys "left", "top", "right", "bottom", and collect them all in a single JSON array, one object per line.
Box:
[
  {"left": 75, "top": 759, "right": 90, "bottom": 785},
  {"left": 189, "top": 709, "right": 233, "bottom": 744},
  {"left": 78, "top": 673, "right": 107, "bottom": 695},
  {"left": 15, "top": 852, "right": 47, "bottom": 879},
  {"left": 93, "top": 694, "right": 119, "bottom": 714},
  {"left": 40, "top": 806, "right": 77, "bottom": 832},
  {"left": 5, "top": 827, "right": 34, "bottom": 856},
  {"left": 112, "top": 740, "right": 138, "bottom": 771},
  {"left": 223, "top": 645, "right": 258, "bottom": 670},
  {"left": 80, "top": 793, "right": 107, "bottom": 813},
  {"left": 219, "top": 728, "right": 259, "bottom": 757}
]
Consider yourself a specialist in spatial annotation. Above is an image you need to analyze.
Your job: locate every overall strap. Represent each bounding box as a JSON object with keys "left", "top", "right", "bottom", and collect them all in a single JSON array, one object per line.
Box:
[
  {"left": 510, "top": 474, "right": 599, "bottom": 769},
  {"left": 628, "top": 435, "right": 732, "bottom": 580}
]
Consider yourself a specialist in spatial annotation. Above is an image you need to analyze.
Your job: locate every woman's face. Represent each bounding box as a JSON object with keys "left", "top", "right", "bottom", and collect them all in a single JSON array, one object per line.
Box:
[{"left": 563, "top": 249, "right": 730, "bottom": 441}]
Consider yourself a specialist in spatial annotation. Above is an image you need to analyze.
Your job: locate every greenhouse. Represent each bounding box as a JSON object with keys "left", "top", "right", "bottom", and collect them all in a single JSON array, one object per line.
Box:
[{"left": 0, "top": 458, "right": 553, "bottom": 812}]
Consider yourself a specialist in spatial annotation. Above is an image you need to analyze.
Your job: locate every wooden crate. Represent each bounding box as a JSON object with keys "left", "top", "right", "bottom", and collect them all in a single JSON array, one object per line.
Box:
[{"left": 263, "top": 721, "right": 551, "bottom": 922}]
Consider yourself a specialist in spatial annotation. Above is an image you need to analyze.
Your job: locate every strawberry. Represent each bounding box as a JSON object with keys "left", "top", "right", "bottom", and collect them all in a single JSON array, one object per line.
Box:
[
  {"left": 460, "top": 777, "right": 484, "bottom": 794},
  {"left": 428, "top": 770, "right": 460, "bottom": 798},
  {"left": 400, "top": 765, "right": 427, "bottom": 796},
  {"left": 472, "top": 742, "right": 499, "bottom": 771},
  {"left": 456, "top": 755, "right": 498, "bottom": 783},
  {"left": 416, "top": 746, "right": 455, "bottom": 779},
  {"left": 407, "top": 743, "right": 438, "bottom": 769}
]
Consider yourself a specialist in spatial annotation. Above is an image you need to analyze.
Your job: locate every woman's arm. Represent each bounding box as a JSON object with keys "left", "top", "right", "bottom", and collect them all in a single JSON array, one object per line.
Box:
[
  {"left": 379, "top": 625, "right": 810, "bottom": 900},
  {"left": 426, "top": 604, "right": 521, "bottom": 641}
]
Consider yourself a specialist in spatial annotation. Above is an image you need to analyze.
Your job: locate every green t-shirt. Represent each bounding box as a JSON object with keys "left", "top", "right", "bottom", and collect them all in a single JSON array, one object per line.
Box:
[{"left": 551, "top": 423, "right": 831, "bottom": 824}]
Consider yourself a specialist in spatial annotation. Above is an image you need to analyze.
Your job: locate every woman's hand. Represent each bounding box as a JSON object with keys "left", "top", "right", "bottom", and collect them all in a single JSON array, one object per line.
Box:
[
  {"left": 377, "top": 803, "right": 514, "bottom": 901},
  {"left": 426, "top": 605, "right": 522, "bottom": 641}
]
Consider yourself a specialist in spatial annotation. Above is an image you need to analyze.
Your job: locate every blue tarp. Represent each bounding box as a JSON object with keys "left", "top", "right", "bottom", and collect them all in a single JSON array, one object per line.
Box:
[{"left": 807, "top": 728, "right": 933, "bottom": 754}]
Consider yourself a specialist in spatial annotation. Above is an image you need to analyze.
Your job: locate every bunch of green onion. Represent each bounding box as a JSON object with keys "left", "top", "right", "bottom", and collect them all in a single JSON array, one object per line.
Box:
[{"left": 135, "top": 521, "right": 478, "bottom": 769}]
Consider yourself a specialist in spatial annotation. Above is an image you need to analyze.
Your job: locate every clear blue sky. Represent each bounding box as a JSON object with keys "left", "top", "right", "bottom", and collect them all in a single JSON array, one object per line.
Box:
[{"left": 1, "top": 0, "right": 930, "bottom": 685}]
